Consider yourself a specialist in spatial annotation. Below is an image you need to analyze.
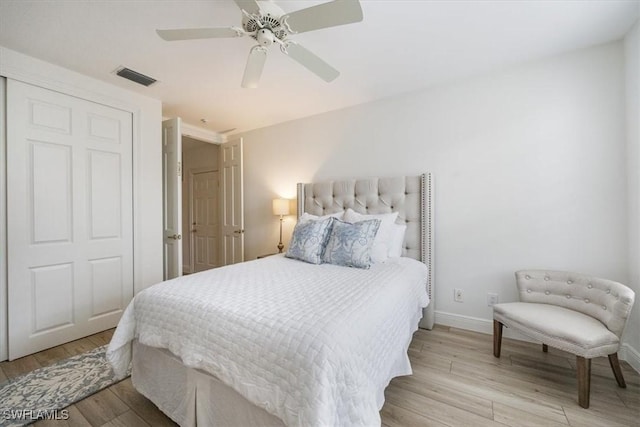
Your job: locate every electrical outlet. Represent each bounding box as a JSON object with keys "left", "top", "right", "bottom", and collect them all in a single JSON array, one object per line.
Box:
[
  {"left": 454, "top": 288, "right": 463, "bottom": 302},
  {"left": 487, "top": 292, "right": 499, "bottom": 306}
]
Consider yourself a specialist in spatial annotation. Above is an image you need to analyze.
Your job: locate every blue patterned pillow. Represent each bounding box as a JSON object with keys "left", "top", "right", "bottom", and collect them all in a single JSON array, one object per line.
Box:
[
  {"left": 322, "top": 219, "right": 381, "bottom": 269},
  {"left": 285, "top": 217, "right": 334, "bottom": 264}
]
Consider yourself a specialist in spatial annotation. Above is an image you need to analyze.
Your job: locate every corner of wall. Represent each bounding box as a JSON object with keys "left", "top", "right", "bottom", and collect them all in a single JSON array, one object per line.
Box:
[
  {"left": 623, "top": 20, "right": 640, "bottom": 373},
  {"left": 621, "top": 342, "right": 640, "bottom": 373},
  {"left": 0, "top": 77, "right": 7, "bottom": 361}
]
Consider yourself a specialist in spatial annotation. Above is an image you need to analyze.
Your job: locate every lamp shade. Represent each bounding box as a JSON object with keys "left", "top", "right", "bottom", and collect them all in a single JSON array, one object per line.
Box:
[{"left": 272, "top": 198, "right": 290, "bottom": 216}]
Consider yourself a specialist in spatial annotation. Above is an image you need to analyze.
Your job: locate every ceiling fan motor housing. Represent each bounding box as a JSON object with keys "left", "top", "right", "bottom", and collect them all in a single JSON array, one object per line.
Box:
[{"left": 243, "top": 0, "right": 288, "bottom": 44}]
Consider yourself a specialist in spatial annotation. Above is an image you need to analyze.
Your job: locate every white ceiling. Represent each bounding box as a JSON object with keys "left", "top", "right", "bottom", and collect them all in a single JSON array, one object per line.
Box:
[{"left": 1, "top": 0, "right": 638, "bottom": 137}]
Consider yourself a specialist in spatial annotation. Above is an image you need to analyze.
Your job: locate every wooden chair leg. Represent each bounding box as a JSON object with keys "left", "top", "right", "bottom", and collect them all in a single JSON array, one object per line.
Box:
[
  {"left": 542, "top": 344, "right": 548, "bottom": 353},
  {"left": 608, "top": 353, "right": 627, "bottom": 388},
  {"left": 577, "top": 356, "right": 591, "bottom": 409},
  {"left": 493, "top": 320, "right": 503, "bottom": 358}
]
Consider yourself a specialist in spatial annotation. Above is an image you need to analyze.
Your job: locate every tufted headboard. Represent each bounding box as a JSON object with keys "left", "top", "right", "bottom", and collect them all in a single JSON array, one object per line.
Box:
[{"left": 296, "top": 174, "right": 434, "bottom": 329}]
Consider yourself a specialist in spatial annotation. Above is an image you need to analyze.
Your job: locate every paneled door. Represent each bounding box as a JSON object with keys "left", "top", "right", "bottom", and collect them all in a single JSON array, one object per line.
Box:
[
  {"left": 191, "top": 170, "right": 220, "bottom": 272},
  {"left": 162, "top": 118, "right": 182, "bottom": 279},
  {"left": 220, "top": 138, "right": 244, "bottom": 265},
  {"left": 7, "top": 80, "right": 133, "bottom": 359}
]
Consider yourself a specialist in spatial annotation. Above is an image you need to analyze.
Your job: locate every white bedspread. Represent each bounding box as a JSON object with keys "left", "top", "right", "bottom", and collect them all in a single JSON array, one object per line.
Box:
[{"left": 107, "top": 255, "right": 428, "bottom": 427}]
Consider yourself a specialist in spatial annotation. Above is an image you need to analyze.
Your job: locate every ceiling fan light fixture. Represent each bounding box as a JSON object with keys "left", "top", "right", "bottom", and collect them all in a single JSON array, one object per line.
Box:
[{"left": 256, "top": 28, "right": 275, "bottom": 46}]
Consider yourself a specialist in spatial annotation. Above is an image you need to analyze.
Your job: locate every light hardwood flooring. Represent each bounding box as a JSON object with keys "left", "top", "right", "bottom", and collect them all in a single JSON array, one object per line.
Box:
[{"left": 1, "top": 326, "right": 638, "bottom": 426}]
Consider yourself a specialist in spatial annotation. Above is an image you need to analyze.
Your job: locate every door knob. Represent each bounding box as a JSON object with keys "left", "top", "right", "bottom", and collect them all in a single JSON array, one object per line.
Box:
[
  {"left": 191, "top": 229, "right": 197, "bottom": 233},
  {"left": 233, "top": 229, "right": 245, "bottom": 234},
  {"left": 169, "top": 234, "right": 182, "bottom": 240}
]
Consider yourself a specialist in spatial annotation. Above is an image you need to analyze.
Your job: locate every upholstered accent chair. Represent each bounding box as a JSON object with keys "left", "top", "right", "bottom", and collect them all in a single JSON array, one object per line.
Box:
[{"left": 493, "top": 270, "right": 635, "bottom": 409}]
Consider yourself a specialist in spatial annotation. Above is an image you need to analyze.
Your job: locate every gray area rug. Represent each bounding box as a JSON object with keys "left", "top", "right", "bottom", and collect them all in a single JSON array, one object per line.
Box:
[{"left": 0, "top": 345, "right": 127, "bottom": 427}]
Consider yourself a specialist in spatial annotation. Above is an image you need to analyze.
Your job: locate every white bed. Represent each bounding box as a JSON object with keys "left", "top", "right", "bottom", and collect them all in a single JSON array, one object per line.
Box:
[{"left": 107, "top": 174, "right": 434, "bottom": 427}]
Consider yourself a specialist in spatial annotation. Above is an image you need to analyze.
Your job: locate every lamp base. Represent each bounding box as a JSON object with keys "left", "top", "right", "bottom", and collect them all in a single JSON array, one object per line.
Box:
[{"left": 277, "top": 216, "right": 285, "bottom": 253}]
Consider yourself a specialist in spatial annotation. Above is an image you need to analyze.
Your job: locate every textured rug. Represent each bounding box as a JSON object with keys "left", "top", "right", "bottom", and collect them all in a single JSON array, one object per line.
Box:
[{"left": 0, "top": 345, "right": 127, "bottom": 427}]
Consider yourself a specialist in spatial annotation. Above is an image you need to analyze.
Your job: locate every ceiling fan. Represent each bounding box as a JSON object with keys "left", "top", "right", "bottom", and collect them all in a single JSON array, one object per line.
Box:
[{"left": 156, "top": 0, "right": 363, "bottom": 88}]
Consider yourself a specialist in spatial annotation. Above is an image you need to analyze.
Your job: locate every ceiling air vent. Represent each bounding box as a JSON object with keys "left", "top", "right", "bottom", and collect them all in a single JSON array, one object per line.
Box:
[{"left": 115, "top": 67, "right": 157, "bottom": 87}]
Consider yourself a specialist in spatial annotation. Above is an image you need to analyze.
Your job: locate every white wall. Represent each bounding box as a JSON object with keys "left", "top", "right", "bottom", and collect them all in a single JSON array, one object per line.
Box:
[
  {"left": 624, "top": 21, "right": 640, "bottom": 370},
  {"left": 0, "top": 47, "right": 163, "bottom": 359},
  {"left": 239, "top": 42, "right": 632, "bottom": 344}
]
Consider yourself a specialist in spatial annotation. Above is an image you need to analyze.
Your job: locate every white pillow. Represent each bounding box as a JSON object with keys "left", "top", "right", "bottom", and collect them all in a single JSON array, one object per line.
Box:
[
  {"left": 299, "top": 211, "right": 344, "bottom": 223},
  {"left": 388, "top": 223, "right": 407, "bottom": 258},
  {"left": 343, "top": 208, "right": 399, "bottom": 263}
]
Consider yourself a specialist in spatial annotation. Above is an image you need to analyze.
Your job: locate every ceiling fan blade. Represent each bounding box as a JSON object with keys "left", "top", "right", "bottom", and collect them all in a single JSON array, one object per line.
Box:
[
  {"left": 156, "top": 27, "right": 240, "bottom": 41},
  {"left": 283, "top": 42, "right": 339, "bottom": 83},
  {"left": 233, "top": 0, "right": 261, "bottom": 15},
  {"left": 282, "top": 0, "right": 363, "bottom": 34},
  {"left": 242, "top": 46, "right": 268, "bottom": 88}
]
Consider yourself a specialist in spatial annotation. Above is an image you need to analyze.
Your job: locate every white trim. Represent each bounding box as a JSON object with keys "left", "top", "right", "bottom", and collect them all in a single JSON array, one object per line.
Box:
[
  {"left": 0, "top": 77, "right": 7, "bottom": 361},
  {"left": 0, "top": 47, "right": 163, "bottom": 359},
  {"left": 435, "top": 310, "right": 538, "bottom": 343},
  {"left": 620, "top": 343, "right": 640, "bottom": 374},
  {"left": 435, "top": 310, "right": 640, "bottom": 374},
  {"left": 164, "top": 118, "right": 222, "bottom": 144}
]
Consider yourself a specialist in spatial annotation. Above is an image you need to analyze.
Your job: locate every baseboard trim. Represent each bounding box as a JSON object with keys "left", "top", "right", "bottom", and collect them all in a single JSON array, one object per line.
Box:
[
  {"left": 434, "top": 311, "right": 536, "bottom": 343},
  {"left": 620, "top": 343, "right": 640, "bottom": 374},
  {"left": 435, "top": 311, "right": 640, "bottom": 374}
]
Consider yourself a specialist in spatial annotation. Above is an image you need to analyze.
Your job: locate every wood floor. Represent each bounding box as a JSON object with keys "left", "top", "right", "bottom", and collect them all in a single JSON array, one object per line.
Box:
[{"left": 1, "top": 325, "right": 638, "bottom": 426}]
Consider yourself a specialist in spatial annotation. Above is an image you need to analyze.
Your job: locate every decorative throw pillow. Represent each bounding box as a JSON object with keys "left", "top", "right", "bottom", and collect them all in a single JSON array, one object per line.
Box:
[
  {"left": 343, "top": 209, "right": 399, "bottom": 263},
  {"left": 285, "top": 217, "right": 334, "bottom": 264},
  {"left": 322, "top": 219, "right": 381, "bottom": 269}
]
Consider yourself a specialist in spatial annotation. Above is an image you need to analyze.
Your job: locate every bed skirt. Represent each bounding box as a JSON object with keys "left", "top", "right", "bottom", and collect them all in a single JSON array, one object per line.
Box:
[{"left": 131, "top": 341, "right": 286, "bottom": 427}]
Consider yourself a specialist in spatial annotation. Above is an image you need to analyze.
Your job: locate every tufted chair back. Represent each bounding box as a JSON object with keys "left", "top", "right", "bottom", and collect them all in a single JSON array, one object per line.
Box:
[{"left": 516, "top": 270, "right": 635, "bottom": 337}]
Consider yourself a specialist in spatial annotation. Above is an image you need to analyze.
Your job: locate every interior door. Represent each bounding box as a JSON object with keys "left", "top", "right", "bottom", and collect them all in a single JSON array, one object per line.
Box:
[
  {"left": 162, "top": 118, "right": 182, "bottom": 279},
  {"left": 220, "top": 138, "right": 244, "bottom": 265},
  {"left": 191, "top": 170, "right": 220, "bottom": 272},
  {"left": 7, "top": 79, "right": 133, "bottom": 359}
]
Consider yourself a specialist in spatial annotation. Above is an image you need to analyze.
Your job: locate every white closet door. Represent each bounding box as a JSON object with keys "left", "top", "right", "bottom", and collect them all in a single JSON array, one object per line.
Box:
[{"left": 7, "top": 80, "right": 133, "bottom": 359}]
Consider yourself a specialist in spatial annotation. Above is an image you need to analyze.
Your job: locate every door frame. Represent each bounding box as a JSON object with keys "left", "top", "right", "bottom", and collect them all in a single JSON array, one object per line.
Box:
[
  {"left": 168, "top": 132, "right": 220, "bottom": 276},
  {"left": 0, "top": 47, "right": 163, "bottom": 361},
  {"left": 187, "top": 167, "right": 219, "bottom": 273}
]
